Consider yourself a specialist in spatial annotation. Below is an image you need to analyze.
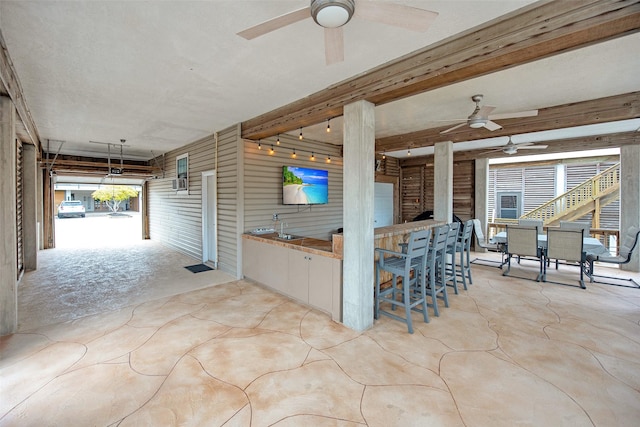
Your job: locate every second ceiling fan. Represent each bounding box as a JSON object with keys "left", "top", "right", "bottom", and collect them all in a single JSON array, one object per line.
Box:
[
  {"left": 440, "top": 94, "right": 539, "bottom": 134},
  {"left": 237, "top": 0, "right": 438, "bottom": 65}
]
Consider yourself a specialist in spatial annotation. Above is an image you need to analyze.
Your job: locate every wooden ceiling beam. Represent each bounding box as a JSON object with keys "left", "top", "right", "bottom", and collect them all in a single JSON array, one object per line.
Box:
[
  {"left": 399, "top": 131, "right": 639, "bottom": 166},
  {"left": 377, "top": 92, "right": 640, "bottom": 152},
  {"left": 0, "top": 30, "right": 41, "bottom": 152},
  {"left": 241, "top": 0, "right": 640, "bottom": 140}
]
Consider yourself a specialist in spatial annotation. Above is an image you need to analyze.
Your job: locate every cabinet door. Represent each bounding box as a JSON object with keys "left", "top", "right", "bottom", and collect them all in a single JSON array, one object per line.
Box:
[
  {"left": 242, "top": 239, "right": 261, "bottom": 281},
  {"left": 286, "top": 250, "right": 310, "bottom": 303},
  {"left": 307, "top": 255, "right": 335, "bottom": 314},
  {"left": 260, "top": 243, "right": 289, "bottom": 293}
]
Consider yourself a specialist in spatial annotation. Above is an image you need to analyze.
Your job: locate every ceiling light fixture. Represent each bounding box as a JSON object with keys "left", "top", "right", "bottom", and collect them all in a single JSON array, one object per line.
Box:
[
  {"left": 407, "top": 148, "right": 411, "bottom": 156},
  {"left": 269, "top": 145, "right": 275, "bottom": 155},
  {"left": 382, "top": 152, "right": 386, "bottom": 160},
  {"left": 292, "top": 149, "right": 297, "bottom": 159},
  {"left": 310, "top": 152, "right": 316, "bottom": 161},
  {"left": 258, "top": 141, "right": 262, "bottom": 150},
  {"left": 326, "top": 119, "right": 331, "bottom": 133},
  {"left": 311, "top": 0, "right": 355, "bottom": 28},
  {"left": 299, "top": 128, "right": 303, "bottom": 140},
  {"left": 276, "top": 134, "right": 281, "bottom": 145},
  {"left": 326, "top": 155, "right": 331, "bottom": 163}
]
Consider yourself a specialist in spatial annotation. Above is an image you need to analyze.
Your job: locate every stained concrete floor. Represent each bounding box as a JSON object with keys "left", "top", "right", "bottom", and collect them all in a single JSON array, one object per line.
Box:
[
  {"left": 4, "top": 216, "right": 640, "bottom": 425},
  {"left": 18, "top": 212, "right": 234, "bottom": 331}
]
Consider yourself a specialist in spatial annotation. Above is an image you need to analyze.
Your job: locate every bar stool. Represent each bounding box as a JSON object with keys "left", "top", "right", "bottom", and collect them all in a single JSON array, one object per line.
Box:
[
  {"left": 375, "top": 229, "right": 431, "bottom": 333},
  {"left": 444, "top": 221, "right": 460, "bottom": 294},
  {"left": 455, "top": 219, "right": 474, "bottom": 290},
  {"left": 423, "top": 225, "right": 450, "bottom": 317}
]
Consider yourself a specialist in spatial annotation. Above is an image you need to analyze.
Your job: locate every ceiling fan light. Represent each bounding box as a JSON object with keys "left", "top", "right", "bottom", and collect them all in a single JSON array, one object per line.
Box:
[
  {"left": 468, "top": 117, "right": 486, "bottom": 128},
  {"left": 311, "top": 0, "right": 355, "bottom": 28}
]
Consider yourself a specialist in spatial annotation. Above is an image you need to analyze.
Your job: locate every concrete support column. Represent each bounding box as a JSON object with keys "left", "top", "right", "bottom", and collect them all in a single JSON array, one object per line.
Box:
[
  {"left": 474, "top": 158, "right": 489, "bottom": 250},
  {"left": 23, "top": 144, "right": 38, "bottom": 271},
  {"left": 433, "top": 141, "right": 453, "bottom": 222},
  {"left": 0, "top": 96, "right": 18, "bottom": 335},
  {"left": 620, "top": 144, "right": 640, "bottom": 272},
  {"left": 342, "top": 100, "right": 375, "bottom": 331}
]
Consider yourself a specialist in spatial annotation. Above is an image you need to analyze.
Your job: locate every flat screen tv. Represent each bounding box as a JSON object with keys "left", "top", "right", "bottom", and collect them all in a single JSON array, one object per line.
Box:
[{"left": 282, "top": 166, "right": 328, "bottom": 205}]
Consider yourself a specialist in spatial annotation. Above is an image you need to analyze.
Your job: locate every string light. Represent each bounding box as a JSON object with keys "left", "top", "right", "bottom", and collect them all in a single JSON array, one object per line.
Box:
[
  {"left": 276, "top": 135, "right": 280, "bottom": 145},
  {"left": 407, "top": 147, "right": 411, "bottom": 156},
  {"left": 326, "top": 155, "right": 331, "bottom": 163},
  {"left": 299, "top": 128, "right": 303, "bottom": 140},
  {"left": 382, "top": 152, "right": 386, "bottom": 160},
  {"left": 269, "top": 145, "right": 275, "bottom": 155},
  {"left": 310, "top": 152, "right": 315, "bottom": 161},
  {"left": 291, "top": 149, "right": 297, "bottom": 159},
  {"left": 258, "top": 141, "right": 262, "bottom": 150},
  {"left": 326, "top": 119, "right": 331, "bottom": 133}
]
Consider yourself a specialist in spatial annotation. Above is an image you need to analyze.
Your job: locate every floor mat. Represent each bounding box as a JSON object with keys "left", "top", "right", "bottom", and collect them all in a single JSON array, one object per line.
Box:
[{"left": 185, "top": 264, "right": 214, "bottom": 273}]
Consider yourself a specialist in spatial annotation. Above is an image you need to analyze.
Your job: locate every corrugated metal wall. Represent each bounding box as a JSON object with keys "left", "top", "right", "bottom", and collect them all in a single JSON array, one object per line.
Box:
[{"left": 243, "top": 134, "right": 343, "bottom": 240}]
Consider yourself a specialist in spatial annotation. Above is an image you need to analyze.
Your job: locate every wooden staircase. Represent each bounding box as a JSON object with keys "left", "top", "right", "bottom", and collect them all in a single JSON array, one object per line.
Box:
[{"left": 520, "top": 163, "right": 620, "bottom": 226}]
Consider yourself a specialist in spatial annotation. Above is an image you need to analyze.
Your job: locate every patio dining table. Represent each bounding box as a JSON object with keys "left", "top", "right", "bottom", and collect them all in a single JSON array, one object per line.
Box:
[{"left": 491, "top": 232, "right": 610, "bottom": 257}]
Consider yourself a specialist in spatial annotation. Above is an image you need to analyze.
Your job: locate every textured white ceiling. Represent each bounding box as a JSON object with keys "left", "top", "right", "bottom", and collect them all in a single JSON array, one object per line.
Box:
[{"left": 1, "top": 1, "right": 638, "bottom": 161}]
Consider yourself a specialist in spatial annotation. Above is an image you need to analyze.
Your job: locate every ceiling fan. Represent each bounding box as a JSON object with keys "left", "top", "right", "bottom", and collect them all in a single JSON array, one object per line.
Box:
[
  {"left": 486, "top": 137, "right": 548, "bottom": 155},
  {"left": 237, "top": 0, "right": 438, "bottom": 65},
  {"left": 440, "top": 94, "right": 539, "bottom": 134}
]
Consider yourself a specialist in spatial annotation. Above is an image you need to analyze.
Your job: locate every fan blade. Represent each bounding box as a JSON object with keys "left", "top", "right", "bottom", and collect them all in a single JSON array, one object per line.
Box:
[
  {"left": 325, "top": 27, "right": 344, "bottom": 65},
  {"left": 354, "top": 2, "right": 438, "bottom": 32},
  {"left": 440, "top": 122, "right": 466, "bottom": 134},
  {"left": 489, "top": 110, "right": 539, "bottom": 120},
  {"left": 517, "top": 145, "right": 548, "bottom": 150},
  {"left": 484, "top": 120, "right": 503, "bottom": 131},
  {"left": 476, "top": 105, "right": 496, "bottom": 117},
  {"left": 237, "top": 7, "right": 310, "bottom": 40}
]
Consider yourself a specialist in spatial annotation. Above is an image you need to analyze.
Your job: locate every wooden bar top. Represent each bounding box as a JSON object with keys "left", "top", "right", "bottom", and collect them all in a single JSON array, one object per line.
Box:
[{"left": 374, "top": 219, "right": 446, "bottom": 239}]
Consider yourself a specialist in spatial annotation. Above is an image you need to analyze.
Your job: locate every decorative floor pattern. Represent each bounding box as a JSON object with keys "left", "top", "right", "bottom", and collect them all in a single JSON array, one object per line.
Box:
[{"left": 2, "top": 256, "right": 640, "bottom": 425}]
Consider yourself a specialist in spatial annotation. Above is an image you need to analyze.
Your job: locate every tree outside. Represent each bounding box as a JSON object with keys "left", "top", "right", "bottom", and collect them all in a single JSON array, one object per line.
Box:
[{"left": 92, "top": 185, "right": 139, "bottom": 214}]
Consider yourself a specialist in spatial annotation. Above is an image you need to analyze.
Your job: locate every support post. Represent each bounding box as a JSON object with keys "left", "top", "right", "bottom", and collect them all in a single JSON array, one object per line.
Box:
[
  {"left": 433, "top": 141, "right": 453, "bottom": 222},
  {"left": 0, "top": 96, "right": 18, "bottom": 335},
  {"left": 474, "top": 158, "right": 489, "bottom": 249},
  {"left": 620, "top": 144, "right": 640, "bottom": 272},
  {"left": 342, "top": 100, "right": 375, "bottom": 331},
  {"left": 23, "top": 144, "right": 38, "bottom": 271}
]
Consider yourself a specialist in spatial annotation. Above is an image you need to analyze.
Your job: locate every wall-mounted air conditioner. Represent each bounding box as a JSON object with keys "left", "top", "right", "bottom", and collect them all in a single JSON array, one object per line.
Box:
[{"left": 172, "top": 177, "right": 188, "bottom": 191}]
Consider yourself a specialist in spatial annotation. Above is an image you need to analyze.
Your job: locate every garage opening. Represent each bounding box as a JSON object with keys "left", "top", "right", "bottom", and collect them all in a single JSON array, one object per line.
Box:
[{"left": 54, "top": 176, "right": 144, "bottom": 249}]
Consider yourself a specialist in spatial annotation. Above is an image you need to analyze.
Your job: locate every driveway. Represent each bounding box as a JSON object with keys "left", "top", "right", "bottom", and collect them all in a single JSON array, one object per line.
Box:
[{"left": 55, "top": 211, "right": 142, "bottom": 248}]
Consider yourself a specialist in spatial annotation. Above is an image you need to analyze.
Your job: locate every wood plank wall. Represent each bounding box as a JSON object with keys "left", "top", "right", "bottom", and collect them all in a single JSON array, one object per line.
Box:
[
  {"left": 398, "top": 159, "right": 475, "bottom": 223},
  {"left": 243, "top": 134, "right": 343, "bottom": 240}
]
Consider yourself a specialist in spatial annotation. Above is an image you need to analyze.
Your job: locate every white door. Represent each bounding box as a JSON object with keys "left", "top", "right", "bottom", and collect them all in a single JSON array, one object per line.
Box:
[
  {"left": 374, "top": 182, "right": 394, "bottom": 227},
  {"left": 202, "top": 170, "right": 217, "bottom": 266}
]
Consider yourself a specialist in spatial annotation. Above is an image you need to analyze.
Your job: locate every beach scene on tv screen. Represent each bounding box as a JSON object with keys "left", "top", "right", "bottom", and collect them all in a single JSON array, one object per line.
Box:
[{"left": 283, "top": 166, "right": 328, "bottom": 205}]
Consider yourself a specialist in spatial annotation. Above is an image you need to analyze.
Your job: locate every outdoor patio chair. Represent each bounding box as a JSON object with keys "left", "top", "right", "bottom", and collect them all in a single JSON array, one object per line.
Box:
[
  {"left": 518, "top": 219, "right": 543, "bottom": 235},
  {"left": 586, "top": 226, "right": 640, "bottom": 288},
  {"left": 375, "top": 229, "right": 431, "bottom": 333},
  {"left": 470, "top": 218, "right": 503, "bottom": 267},
  {"left": 560, "top": 220, "right": 591, "bottom": 237},
  {"left": 544, "top": 228, "right": 587, "bottom": 289},
  {"left": 503, "top": 225, "right": 544, "bottom": 281}
]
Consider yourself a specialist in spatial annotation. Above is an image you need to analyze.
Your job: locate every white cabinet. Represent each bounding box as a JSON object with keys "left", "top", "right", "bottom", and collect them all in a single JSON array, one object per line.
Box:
[{"left": 243, "top": 237, "right": 342, "bottom": 321}]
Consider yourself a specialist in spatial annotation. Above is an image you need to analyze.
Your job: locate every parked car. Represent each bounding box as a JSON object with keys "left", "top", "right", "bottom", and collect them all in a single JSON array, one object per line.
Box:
[{"left": 58, "top": 200, "right": 86, "bottom": 218}]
